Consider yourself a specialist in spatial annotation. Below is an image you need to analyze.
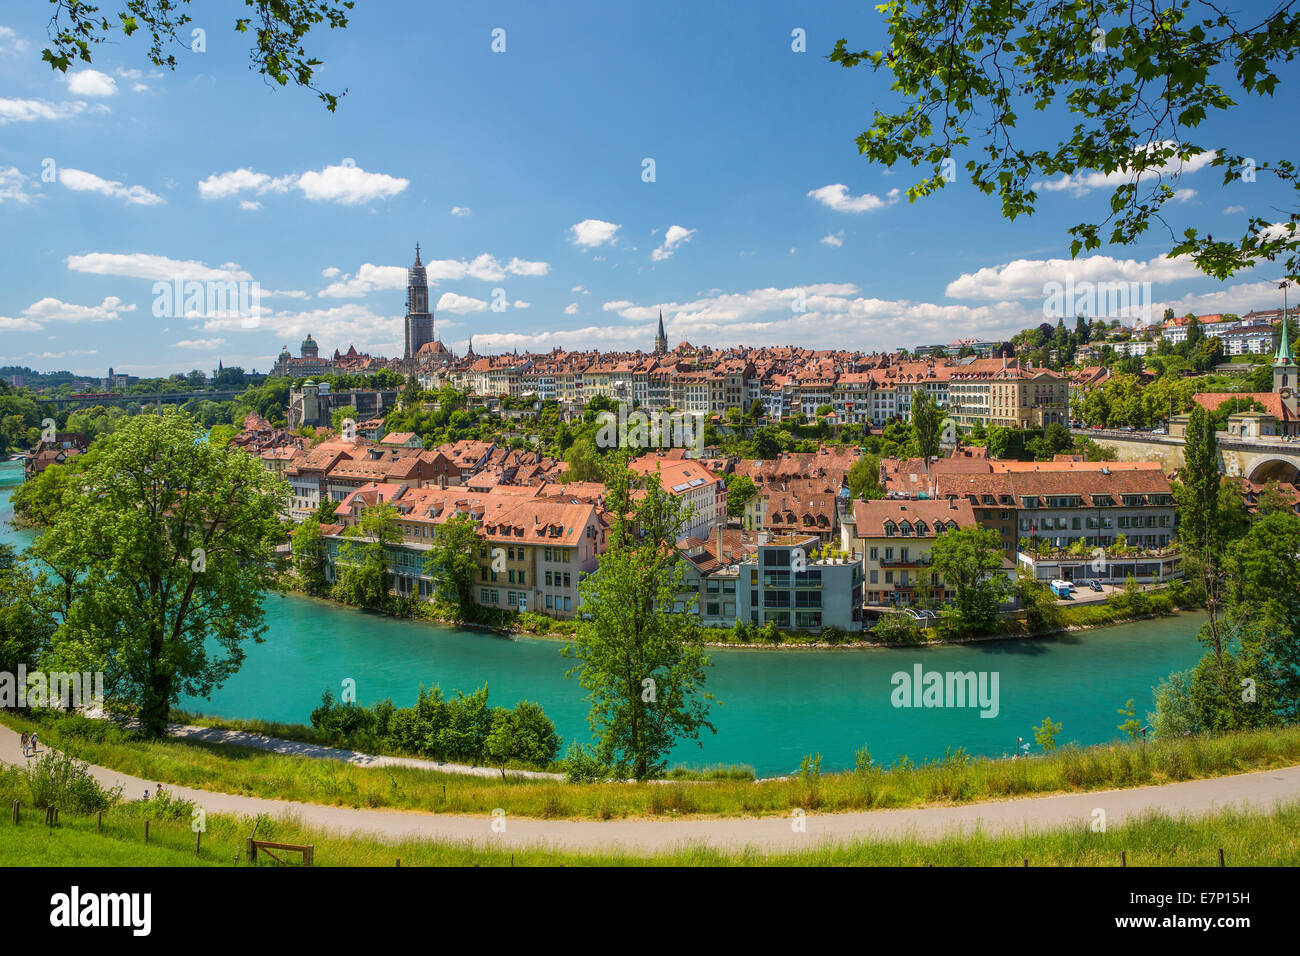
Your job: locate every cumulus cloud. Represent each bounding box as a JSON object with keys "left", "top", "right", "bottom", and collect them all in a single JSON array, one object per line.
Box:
[
  {"left": 65, "top": 69, "right": 117, "bottom": 97},
  {"left": 0, "top": 295, "right": 135, "bottom": 331},
  {"left": 651, "top": 225, "right": 696, "bottom": 261},
  {"left": 58, "top": 167, "right": 163, "bottom": 206},
  {"left": 568, "top": 219, "right": 621, "bottom": 247},
  {"left": 564, "top": 303, "right": 579, "bottom": 315},
  {"left": 0, "top": 26, "right": 29, "bottom": 54},
  {"left": 450, "top": 206, "right": 471, "bottom": 216},
  {"left": 0, "top": 166, "right": 35, "bottom": 204},
  {"left": 944, "top": 254, "right": 1202, "bottom": 300},
  {"left": 198, "top": 168, "right": 295, "bottom": 200},
  {"left": 198, "top": 163, "right": 407, "bottom": 205},
  {"left": 820, "top": 231, "right": 845, "bottom": 248},
  {"left": 1033, "top": 145, "right": 1217, "bottom": 197},
  {"left": 435, "top": 293, "right": 489, "bottom": 314},
  {"left": 239, "top": 199, "right": 260, "bottom": 211},
  {"left": 196, "top": 303, "right": 400, "bottom": 344},
  {"left": 807, "top": 184, "right": 899, "bottom": 213},
  {"left": 66, "top": 252, "right": 252, "bottom": 282},
  {"left": 1223, "top": 205, "right": 1245, "bottom": 214},
  {"left": 320, "top": 254, "right": 550, "bottom": 295},
  {"left": 175, "top": 338, "right": 226, "bottom": 349},
  {"left": 0, "top": 97, "right": 87, "bottom": 124}
]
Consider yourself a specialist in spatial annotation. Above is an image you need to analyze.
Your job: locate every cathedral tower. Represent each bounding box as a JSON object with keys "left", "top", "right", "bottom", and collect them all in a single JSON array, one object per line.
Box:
[{"left": 404, "top": 242, "right": 434, "bottom": 362}]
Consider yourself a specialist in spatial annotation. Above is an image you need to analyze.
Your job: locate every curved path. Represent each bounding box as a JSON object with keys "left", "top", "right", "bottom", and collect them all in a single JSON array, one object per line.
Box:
[{"left": 3, "top": 725, "right": 1297, "bottom": 853}]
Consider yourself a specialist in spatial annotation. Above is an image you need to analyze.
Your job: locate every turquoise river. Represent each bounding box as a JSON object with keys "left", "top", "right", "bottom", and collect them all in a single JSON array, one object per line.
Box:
[{"left": 0, "top": 460, "right": 1205, "bottom": 775}]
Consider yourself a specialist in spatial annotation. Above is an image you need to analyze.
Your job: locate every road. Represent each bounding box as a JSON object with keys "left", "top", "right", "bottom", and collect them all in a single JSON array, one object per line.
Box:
[{"left": 3, "top": 724, "right": 1297, "bottom": 853}]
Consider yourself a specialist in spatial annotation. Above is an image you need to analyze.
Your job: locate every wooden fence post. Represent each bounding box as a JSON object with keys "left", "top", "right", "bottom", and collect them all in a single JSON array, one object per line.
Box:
[
  {"left": 97, "top": 810, "right": 103, "bottom": 832},
  {"left": 195, "top": 830, "right": 201, "bottom": 855},
  {"left": 144, "top": 820, "right": 150, "bottom": 843},
  {"left": 1218, "top": 848, "right": 1225, "bottom": 867},
  {"left": 11, "top": 800, "right": 18, "bottom": 824},
  {"left": 246, "top": 837, "right": 256, "bottom": 864},
  {"left": 303, "top": 845, "right": 314, "bottom": 867},
  {"left": 1121, "top": 851, "right": 1127, "bottom": 867}
]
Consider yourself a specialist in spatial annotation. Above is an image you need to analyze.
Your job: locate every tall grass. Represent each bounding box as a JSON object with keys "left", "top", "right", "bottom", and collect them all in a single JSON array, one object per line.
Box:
[{"left": 7, "top": 710, "right": 1300, "bottom": 821}]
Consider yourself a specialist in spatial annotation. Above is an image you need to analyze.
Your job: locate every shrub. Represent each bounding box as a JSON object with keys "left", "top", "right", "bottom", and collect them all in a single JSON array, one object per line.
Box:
[{"left": 24, "top": 751, "right": 121, "bottom": 813}]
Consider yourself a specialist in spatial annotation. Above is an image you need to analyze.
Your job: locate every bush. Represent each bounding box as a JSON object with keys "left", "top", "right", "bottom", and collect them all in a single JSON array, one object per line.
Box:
[
  {"left": 558, "top": 742, "right": 613, "bottom": 783},
  {"left": 23, "top": 751, "right": 121, "bottom": 813}
]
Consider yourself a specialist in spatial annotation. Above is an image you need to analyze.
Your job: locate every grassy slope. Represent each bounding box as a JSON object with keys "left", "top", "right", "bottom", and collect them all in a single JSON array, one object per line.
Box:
[
  {"left": 3, "top": 795, "right": 1298, "bottom": 866},
  {"left": 7, "top": 711, "right": 1300, "bottom": 821}
]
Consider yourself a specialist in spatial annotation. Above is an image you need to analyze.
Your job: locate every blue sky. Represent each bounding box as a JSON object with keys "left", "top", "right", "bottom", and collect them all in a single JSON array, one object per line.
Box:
[{"left": 0, "top": 0, "right": 1295, "bottom": 376}]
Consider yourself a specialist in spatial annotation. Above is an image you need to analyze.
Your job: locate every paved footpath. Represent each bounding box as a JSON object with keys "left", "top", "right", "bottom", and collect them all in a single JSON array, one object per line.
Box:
[{"left": 2, "top": 724, "right": 1297, "bottom": 853}]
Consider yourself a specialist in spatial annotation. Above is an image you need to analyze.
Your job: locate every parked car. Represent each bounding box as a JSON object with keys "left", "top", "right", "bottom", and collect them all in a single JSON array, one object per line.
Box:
[{"left": 1088, "top": 580, "right": 1104, "bottom": 592}]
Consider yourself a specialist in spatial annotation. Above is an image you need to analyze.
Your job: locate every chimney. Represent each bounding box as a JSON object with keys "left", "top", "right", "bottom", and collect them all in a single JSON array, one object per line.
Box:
[
  {"left": 715, "top": 524, "right": 724, "bottom": 561},
  {"left": 1002, "top": 355, "right": 1008, "bottom": 369}
]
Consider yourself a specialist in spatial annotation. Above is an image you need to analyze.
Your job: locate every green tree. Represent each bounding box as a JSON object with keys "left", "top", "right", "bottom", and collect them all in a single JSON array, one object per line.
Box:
[
  {"left": 425, "top": 512, "right": 481, "bottom": 616},
  {"left": 1116, "top": 699, "right": 1144, "bottom": 742},
  {"left": 31, "top": 413, "right": 289, "bottom": 737},
  {"left": 0, "top": 545, "right": 54, "bottom": 677},
  {"left": 846, "top": 454, "right": 884, "bottom": 499},
  {"left": 484, "top": 700, "right": 562, "bottom": 779},
  {"left": 1176, "top": 404, "right": 1228, "bottom": 664},
  {"left": 911, "top": 390, "right": 944, "bottom": 459},
  {"left": 1033, "top": 716, "right": 1062, "bottom": 753},
  {"left": 831, "top": 2, "right": 1300, "bottom": 280},
  {"left": 564, "top": 459, "right": 716, "bottom": 779},
  {"left": 562, "top": 435, "right": 602, "bottom": 482},
  {"left": 291, "top": 515, "right": 330, "bottom": 596},
  {"left": 723, "top": 473, "right": 758, "bottom": 518},
  {"left": 332, "top": 501, "right": 400, "bottom": 609},
  {"left": 929, "top": 526, "right": 1011, "bottom": 635},
  {"left": 42, "top": 0, "right": 356, "bottom": 111}
]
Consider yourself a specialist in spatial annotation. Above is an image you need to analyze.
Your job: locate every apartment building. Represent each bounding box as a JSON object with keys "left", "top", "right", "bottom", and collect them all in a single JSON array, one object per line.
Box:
[
  {"left": 735, "top": 533, "right": 864, "bottom": 631},
  {"left": 841, "top": 498, "right": 983, "bottom": 608},
  {"left": 628, "top": 453, "right": 725, "bottom": 539}
]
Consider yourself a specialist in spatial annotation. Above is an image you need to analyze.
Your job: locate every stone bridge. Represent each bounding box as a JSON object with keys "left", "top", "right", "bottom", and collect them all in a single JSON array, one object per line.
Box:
[{"left": 1070, "top": 428, "right": 1300, "bottom": 483}]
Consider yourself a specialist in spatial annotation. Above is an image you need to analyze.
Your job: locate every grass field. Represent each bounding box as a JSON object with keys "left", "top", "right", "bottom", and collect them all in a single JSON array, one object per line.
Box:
[
  {"left": 3, "top": 791, "right": 1297, "bottom": 866},
  {"left": 7, "top": 711, "right": 1300, "bottom": 822}
]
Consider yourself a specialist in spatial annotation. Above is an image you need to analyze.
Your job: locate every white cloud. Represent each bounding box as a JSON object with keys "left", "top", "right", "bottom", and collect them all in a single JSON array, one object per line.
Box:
[
  {"left": 296, "top": 164, "right": 408, "bottom": 204},
  {"left": 0, "top": 97, "right": 87, "bottom": 124},
  {"left": 450, "top": 206, "right": 471, "bottom": 216},
  {"left": 239, "top": 199, "right": 261, "bottom": 211},
  {"left": 175, "top": 338, "right": 226, "bottom": 349},
  {"left": 319, "top": 263, "right": 407, "bottom": 297},
  {"left": 435, "top": 293, "right": 489, "bottom": 314},
  {"left": 651, "top": 225, "right": 696, "bottom": 261},
  {"left": 0, "top": 316, "right": 40, "bottom": 332},
  {"left": 1173, "top": 188, "right": 1196, "bottom": 203},
  {"left": 66, "top": 252, "right": 252, "bottom": 282},
  {"left": 198, "top": 168, "right": 295, "bottom": 200},
  {"left": 513, "top": 300, "right": 531, "bottom": 309},
  {"left": 58, "top": 167, "right": 163, "bottom": 206},
  {"left": 820, "top": 231, "right": 845, "bottom": 248},
  {"left": 569, "top": 219, "right": 621, "bottom": 247},
  {"left": 1034, "top": 145, "right": 1217, "bottom": 197},
  {"left": 321, "top": 267, "right": 341, "bottom": 278},
  {"left": 0, "top": 166, "right": 35, "bottom": 204},
  {"left": 571, "top": 285, "right": 588, "bottom": 294},
  {"left": 22, "top": 295, "right": 136, "bottom": 324},
  {"left": 320, "top": 254, "right": 550, "bottom": 295},
  {"left": 944, "top": 254, "right": 1202, "bottom": 300},
  {"left": 199, "top": 164, "right": 407, "bottom": 205},
  {"left": 1223, "top": 205, "right": 1245, "bottom": 214},
  {"left": 564, "top": 303, "right": 579, "bottom": 315},
  {"left": 807, "top": 184, "right": 898, "bottom": 213},
  {"left": 197, "top": 303, "right": 399, "bottom": 344},
  {"left": 0, "top": 26, "right": 29, "bottom": 54},
  {"left": 65, "top": 69, "right": 117, "bottom": 97},
  {"left": 506, "top": 257, "right": 550, "bottom": 277}
]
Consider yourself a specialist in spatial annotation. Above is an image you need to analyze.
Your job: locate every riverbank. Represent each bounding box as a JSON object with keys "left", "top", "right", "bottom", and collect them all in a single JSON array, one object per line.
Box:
[
  {"left": 286, "top": 573, "right": 1202, "bottom": 651},
  {"left": 8, "top": 710, "right": 1299, "bottom": 822}
]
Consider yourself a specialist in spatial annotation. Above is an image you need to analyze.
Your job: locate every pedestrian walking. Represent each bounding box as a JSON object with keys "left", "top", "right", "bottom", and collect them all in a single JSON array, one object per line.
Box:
[
  {"left": 19, "top": 732, "right": 28, "bottom": 756},
  {"left": 29, "top": 732, "right": 38, "bottom": 755}
]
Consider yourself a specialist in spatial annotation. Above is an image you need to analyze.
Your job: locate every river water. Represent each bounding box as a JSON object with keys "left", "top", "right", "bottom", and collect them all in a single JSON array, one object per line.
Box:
[{"left": 0, "top": 460, "right": 1204, "bottom": 775}]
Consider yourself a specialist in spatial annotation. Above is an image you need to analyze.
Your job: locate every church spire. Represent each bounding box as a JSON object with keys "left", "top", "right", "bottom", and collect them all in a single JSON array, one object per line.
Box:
[
  {"left": 414, "top": 242, "right": 422, "bottom": 267},
  {"left": 1276, "top": 285, "right": 1295, "bottom": 366},
  {"left": 654, "top": 309, "right": 668, "bottom": 355}
]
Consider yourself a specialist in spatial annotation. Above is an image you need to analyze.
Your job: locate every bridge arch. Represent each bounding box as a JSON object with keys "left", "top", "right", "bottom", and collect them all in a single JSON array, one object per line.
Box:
[{"left": 1246, "top": 456, "right": 1300, "bottom": 484}]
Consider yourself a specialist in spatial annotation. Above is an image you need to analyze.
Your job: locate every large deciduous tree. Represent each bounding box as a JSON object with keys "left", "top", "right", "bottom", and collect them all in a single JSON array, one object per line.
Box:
[
  {"left": 32, "top": 412, "right": 289, "bottom": 737},
  {"left": 564, "top": 458, "right": 715, "bottom": 780},
  {"left": 929, "top": 525, "right": 1011, "bottom": 634},
  {"left": 42, "top": 0, "right": 355, "bottom": 110},
  {"left": 832, "top": 1, "right": 1300, "bottom": 281}
]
